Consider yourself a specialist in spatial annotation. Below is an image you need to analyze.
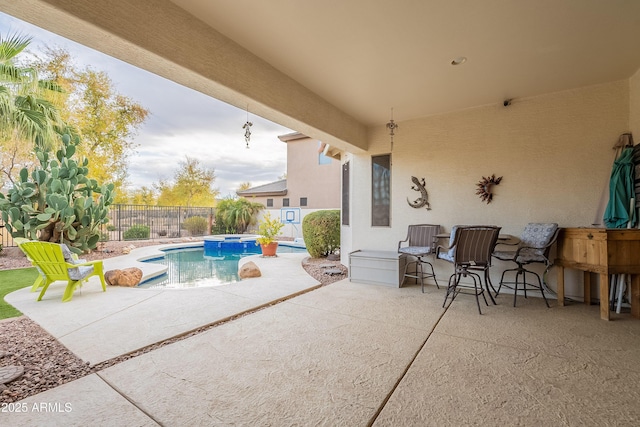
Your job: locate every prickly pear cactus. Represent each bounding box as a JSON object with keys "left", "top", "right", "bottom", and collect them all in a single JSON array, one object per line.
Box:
[{"left": 0, "top": 133, "right": 114, "bottom": 253}]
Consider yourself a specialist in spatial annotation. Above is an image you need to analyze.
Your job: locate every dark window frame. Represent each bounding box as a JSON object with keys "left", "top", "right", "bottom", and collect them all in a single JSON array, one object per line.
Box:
[
  {"left": 342, "top": 161, "right": 350, "bottom": 226},
  {"left": 371, "top": 154, "right": 391, "bottom": 227}
]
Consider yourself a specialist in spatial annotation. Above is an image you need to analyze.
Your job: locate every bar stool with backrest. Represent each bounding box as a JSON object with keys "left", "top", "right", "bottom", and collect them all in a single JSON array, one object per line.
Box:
[
  {"left": 438, "top": 225, "right": 501, "bottom": 314},
  {"left": 492, "top": 223, "right": 559, "bottom": 307},
  {"left": 398, "top": 224, "right": 440, "bottom": 292}
]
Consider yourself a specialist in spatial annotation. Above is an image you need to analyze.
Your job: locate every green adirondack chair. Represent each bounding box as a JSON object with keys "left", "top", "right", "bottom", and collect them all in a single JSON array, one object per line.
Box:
[
  {"left": 14, "top": 237, "right": 46, "bottom": 292},
  {"left": 19, "top": 241, "right": 107, "bottom": 302}
]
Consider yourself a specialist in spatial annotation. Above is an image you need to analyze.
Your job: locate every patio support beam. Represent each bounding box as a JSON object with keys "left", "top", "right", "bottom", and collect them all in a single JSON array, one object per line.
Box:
[{"left": 0, "top": 0, "right": 367, "bottom": 153}]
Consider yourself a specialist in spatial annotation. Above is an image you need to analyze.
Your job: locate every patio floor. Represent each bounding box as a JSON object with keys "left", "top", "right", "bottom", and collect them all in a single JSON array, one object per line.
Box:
[{"left": 3, "top": 253, "right": 640, "bottom": 426}]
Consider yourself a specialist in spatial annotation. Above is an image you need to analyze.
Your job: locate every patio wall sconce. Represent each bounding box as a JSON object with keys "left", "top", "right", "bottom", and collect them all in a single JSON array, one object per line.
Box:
[
  {"left": 476, "top": 174, "right": 502, "bottom": 204},
  {"left": 386, "top": 108, "right": 398, "bottom": 151},
  {"left": 242, "top": 106, "right": 253, "bottom": 149}
]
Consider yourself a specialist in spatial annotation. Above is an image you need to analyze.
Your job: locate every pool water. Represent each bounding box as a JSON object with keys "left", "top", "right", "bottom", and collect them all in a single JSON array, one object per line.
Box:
[{"left": 139, "top": 245, "right": 307, "bottom": 288}]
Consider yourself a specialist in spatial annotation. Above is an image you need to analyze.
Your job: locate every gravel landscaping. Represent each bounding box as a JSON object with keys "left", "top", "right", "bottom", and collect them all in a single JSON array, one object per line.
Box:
[{"left": 0, "top": 240, "right": 347, "bottom": 403}]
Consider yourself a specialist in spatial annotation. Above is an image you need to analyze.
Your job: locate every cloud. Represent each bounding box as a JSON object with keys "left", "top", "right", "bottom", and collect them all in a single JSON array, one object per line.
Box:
[{"left": 0, "top": 12, "right": 292, "bottom": 197}]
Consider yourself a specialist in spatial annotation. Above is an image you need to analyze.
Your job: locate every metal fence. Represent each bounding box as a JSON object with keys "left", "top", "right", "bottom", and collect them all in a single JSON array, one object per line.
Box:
[
  {"left": 0, "top": 204, "right": 215, "bottom": 247},
  {"left": 103, "top": 205, "right": 215, "bottom": 241},
  {"left": 0, "top": 222, "right": 12, "bottom": 249}
]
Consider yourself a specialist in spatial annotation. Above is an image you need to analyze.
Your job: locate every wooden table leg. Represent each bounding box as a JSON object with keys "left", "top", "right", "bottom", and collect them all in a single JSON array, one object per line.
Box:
[
  {"left": 557, "top": 265, "right": 565, "bottom": 306},
  {"left": 583, "top": 272, "right": 591, "bottom": 305},
  {"left": 631, "top": 274, "right": 640, "bottom": 319},
  {"left": 599, "top": 273, "right": 610, "bottom": 321}
]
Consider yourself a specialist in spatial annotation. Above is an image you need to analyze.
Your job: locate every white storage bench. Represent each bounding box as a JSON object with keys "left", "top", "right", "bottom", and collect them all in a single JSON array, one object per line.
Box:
[{"left": 349, "top": 250, "right": 407, "bottom": 287}]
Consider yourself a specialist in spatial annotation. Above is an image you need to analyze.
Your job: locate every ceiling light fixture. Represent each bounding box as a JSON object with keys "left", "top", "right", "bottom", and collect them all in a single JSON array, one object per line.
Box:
[{"left": 451, "top": 56, "right": 467, "bottom": 65}]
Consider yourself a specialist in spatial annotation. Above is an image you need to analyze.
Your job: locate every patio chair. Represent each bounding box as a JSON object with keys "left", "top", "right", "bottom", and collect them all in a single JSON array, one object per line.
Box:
[
  {"left": 14, "top": 237, "right": 45, "bottom": 292},
  {"left": 492, "top": 223, "right": 559, "bottom": 308},
  {"left": 398, "top": 224, "right": 440, "bottom": 292},
  {"left": 19, "top": 241, "right": 107, "bottom": 302},
  {"left": 438, "top": 226, "right": 501, "bottom": 314}
]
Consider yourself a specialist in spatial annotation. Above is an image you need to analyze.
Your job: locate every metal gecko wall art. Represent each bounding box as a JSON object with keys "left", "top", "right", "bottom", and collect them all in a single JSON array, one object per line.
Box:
[{"left": 407, "top": 176, "right": 431, "bottom": 209}]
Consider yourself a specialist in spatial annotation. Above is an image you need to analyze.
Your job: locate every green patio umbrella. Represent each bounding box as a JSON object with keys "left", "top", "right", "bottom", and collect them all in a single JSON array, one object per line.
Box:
[{"left": 604, "top": 146, "right": 636, "bottom": 228}]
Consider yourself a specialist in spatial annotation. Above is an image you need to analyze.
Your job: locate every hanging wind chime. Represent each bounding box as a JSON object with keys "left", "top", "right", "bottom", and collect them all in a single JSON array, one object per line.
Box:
[
  {"left": 242, "top": 106, "right": 253, "bottom": 149},
  {"left": 386, "top": 108, "right": 398, "bottom": 151}
]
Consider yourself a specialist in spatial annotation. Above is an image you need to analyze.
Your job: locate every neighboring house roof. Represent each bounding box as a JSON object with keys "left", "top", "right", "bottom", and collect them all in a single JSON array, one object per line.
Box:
[{"left": 237, "top": 179, "right": 287, "bottom": 197}]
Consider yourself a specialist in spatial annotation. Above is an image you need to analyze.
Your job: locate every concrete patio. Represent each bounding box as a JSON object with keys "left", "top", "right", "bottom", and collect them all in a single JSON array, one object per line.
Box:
[{"left": 2, "top": 250, "right": 640, "bottom": 426}]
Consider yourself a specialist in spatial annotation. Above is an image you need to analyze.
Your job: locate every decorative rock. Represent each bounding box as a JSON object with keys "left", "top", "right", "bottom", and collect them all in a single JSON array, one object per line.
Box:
[
  {"left": 327, "top": 254, "right": 340, "bottom": 261},
  {"left": 324, "top": 268, "right": 344, "bottom": 276},
  {"left": 0, "top": 365, "right": 24, "bottom": 385},
  {"left": 104, "top": 268, "right": 143, "bottom": 287},
  {"left": 319, "top": 263, "right": 336, "bottom": 269},
  {"left": 239, "top": 261, "right": 261, "bottom": 279},
  {"left": 121, "top": 245, "right": 137, "bottom": 254}
]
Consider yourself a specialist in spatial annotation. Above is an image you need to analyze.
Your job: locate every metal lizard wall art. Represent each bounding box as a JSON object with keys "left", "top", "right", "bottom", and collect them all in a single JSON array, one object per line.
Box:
[{"left": 407, "top": 176, "right": 431, "bottom": 209}]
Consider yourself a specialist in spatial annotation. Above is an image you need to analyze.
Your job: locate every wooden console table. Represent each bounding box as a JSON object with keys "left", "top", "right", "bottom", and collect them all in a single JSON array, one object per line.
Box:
[{"left": 556, "top": 227, "right": 640, "bottom": 320}]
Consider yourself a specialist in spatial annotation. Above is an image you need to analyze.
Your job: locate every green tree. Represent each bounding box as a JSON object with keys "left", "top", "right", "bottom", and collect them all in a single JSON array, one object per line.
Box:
[
  {"left": 33, "top": 46, "right": 149, "bottom": 196},
  {"left": 0, "top": 33, "right": 64, "bottom": 145},
  {"left": 128, "top": 185, "right": 157, "bottom": 205},
  {"left": 214, "top": 197, "right": 263, "bottom": 234},
  {"left": 237, "top": 181, "right": 252, "bottom": 192},
  {"left": 0, "top": 33, "right": 66, "bottom": 188},
  {"left": 155, "top": 156, "right": 219, "bottom": 207}
]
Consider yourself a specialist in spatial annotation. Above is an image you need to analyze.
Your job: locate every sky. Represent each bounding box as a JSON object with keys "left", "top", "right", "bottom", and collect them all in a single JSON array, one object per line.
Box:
[{"left": 0, "top": 12, "right": 293, "bottom": 198}]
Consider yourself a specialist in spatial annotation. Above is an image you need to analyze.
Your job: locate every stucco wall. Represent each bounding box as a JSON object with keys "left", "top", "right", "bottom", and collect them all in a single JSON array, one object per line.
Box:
[
  {"left": 342, "top": 80, "right": 630, "bottom": 299},
  {"left": 630, "top": 68, "right": 640, "bottom": 138},
  {"left": 285, "top": 138, "right": 341, "bottom": 209}
]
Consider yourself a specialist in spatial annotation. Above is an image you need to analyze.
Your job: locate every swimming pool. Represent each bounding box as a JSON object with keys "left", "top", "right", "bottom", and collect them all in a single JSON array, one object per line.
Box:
[{"left": 139, "top": 242, "right": 307, "bottom": 289}]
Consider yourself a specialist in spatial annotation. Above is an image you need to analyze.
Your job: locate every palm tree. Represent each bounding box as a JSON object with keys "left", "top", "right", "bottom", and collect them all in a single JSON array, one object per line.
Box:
[
  {"left": 0, "top": 32, "right": 65, "bottom": 149},
  {"left": 216, "top": 198, "right": 264, "bottom": 234}
]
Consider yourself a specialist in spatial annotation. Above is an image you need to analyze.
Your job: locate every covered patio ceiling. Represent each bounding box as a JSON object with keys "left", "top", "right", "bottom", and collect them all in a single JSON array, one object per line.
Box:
[
  {"left": 2, "top": 0, "right": 640, "bottom": 148},
  {"left": 173, "top": 0, "right": 640, "bottom": 125}
]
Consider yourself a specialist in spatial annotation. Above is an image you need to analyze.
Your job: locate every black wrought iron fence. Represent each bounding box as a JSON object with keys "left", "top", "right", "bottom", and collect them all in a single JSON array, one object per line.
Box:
[
  {"left": 0, "top": 205, "right": 215, "bottom": 247},
  {"left": 0, "top": 221, "right": 14, "bottom": 249},
  {"left": 102, "top": 205, "right": 215, "bottom": 241}
]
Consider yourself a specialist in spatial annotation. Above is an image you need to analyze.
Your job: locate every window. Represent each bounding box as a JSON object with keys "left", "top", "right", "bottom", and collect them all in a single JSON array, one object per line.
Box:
[
  {"left": 371, "top": 155, "right": 391, "bottom": 226},
  {"left": 266, "top": 198, "right": 273, "bottom": 207},
  {"left": 283, "top": 198, "right": 290, "bottom": 207},
  {"left": 300, "top": 197, "right": 307, "bottom": 207},
  {"left": 342, "top": 161, "right": 350, "bottom": 225}
]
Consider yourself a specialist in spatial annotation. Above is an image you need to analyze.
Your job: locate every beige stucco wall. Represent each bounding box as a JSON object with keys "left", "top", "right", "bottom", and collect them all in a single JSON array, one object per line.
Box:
[
  {"left": 285, "top": 138, "right": 341, "bottom": 210},
  {"left": 342, "top": 80, "right": 630, "bottom": 300},
  {"left": 630, "top": 68, "right": 640, "bottom": 138}
]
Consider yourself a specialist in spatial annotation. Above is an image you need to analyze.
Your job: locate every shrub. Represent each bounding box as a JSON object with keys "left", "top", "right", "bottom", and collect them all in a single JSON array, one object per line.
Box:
[
  {"left": 157, "top": 229, "right": 168, "bottom": 237},
  {"left": 106, "top": 224, "right": 116, "bottom": 231},
  {"left": 123, "top": 224, "right": 150, "bottom": 240},
  {"left": 183, "top": 216, "right": 208, "bottom": 236},
  {"left": 256, "top": 212, "right": 284, "bottom": 245},
  {"left": 302, "top": 210, "right": 340, "bottom": 258},
  {"left": 214, "top": 198, "right": 264, "bottom": 234}
]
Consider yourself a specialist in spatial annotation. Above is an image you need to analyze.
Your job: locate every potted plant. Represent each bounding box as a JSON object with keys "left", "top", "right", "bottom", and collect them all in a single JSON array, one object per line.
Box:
[{"left": 256, "top": 212, "right": 284, "bottom": 257}]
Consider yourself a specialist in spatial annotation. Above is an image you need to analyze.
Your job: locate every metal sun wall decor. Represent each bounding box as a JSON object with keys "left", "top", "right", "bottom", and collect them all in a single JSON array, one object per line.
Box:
[
  {"left": 476, "top": 174, "right": 502, "bottom": 204},
  {"left": 386, "top": 108, "right": 398, "bottom": 151},
  {"left": 242, "top": 106, "right": 253, "bottom": 148},
  {"left": 407, "top": 176, "right": 431, "bottom": 210}
]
